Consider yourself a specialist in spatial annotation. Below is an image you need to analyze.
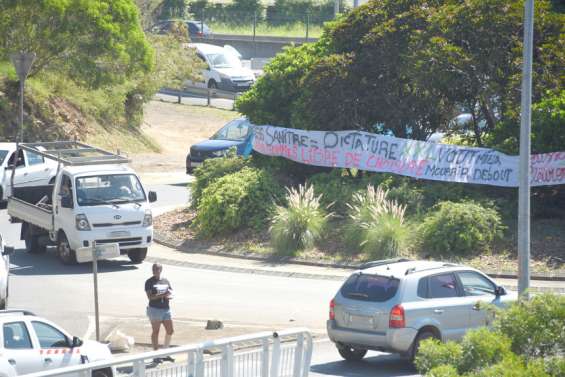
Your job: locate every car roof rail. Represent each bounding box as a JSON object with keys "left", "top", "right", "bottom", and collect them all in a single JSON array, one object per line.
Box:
[
  {"left": 360, "top": 258, "right": 411, "bottom": 270},
  {"left": 0, "top": 309, "right": 36, "bottom": 316},
  {"left": 405, "top": 263, "right": 460, "bottom": 276}
]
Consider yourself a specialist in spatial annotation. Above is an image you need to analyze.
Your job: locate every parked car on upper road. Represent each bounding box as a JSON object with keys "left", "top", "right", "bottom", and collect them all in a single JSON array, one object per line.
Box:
[
  {"left": 0, "top": 142, "right": 57, "bottom": 205},
  {"left": 0, "top": 310, "right": 114, "bottom": 376},
  {"left": 151, "top": 19, "right": 212, "bottom": 38},
  {"left": 327, "top": 259, "right": 517, "bottom": 362},
  {"left": 186, "top": 117, "right": 254, "bottom": 174},
  {"left": 186, "top": 43, "right": 256, "bottom": 92},
  {"left": 0, "top": 235, "right": 14, "bottom": 310}
]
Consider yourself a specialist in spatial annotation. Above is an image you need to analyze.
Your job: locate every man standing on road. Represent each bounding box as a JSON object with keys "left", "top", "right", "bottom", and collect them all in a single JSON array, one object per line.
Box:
[{"left": 145, "top": 263, "right": 175, "bottom": 363}]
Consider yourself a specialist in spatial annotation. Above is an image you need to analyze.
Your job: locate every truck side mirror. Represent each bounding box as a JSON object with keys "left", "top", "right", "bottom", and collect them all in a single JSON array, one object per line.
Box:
[
  {"left": 61, "top": 195, "right": 73, "bottom": 209},
  {"left": 148, "top": 191, "right": 157, "bottom": 203},
  {"left": 2, "top": 246, "right": 15, "bottom": 256}
]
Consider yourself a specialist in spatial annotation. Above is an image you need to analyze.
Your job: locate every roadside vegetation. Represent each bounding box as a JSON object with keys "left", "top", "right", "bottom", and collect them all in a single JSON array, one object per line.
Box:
[
  {"left": 415, "top": 293, "right": 565, "bottom": 376},
  {"left": 153, "top": 0, "right": 565, "bottom": 274},
  {"left": 0, "top": 0, "right": 200, "bottom": 151}
]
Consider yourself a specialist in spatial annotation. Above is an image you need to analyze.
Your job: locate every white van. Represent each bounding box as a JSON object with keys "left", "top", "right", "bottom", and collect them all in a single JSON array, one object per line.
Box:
[
  {"left": 7, "top": 142, "right": 156, "bottom": 265},
  {"left": 0, "top": 143, "right": 57, "bottom": 204},
  {"left": 187, "top": 43, "right": 256, "bottom": 92}
]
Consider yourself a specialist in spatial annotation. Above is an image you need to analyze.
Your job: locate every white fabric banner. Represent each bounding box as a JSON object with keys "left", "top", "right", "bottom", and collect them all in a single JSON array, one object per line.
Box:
[{"left": 252, "top": 125, "right": 565, "bottom": 187}]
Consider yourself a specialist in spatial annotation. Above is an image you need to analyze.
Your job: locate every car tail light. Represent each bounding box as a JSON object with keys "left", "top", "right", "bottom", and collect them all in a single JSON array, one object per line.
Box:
[
  {"left": 329, "top": 299, "right": 335, "bottom": 320},
  {"left": 197, "top": 32, "right": 203, "bottom": 37},
  {"left": 389, "top": 304, "right": 405, "bottom": 328}
]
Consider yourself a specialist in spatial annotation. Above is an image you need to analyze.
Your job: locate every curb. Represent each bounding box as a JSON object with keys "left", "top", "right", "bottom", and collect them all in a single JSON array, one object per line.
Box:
[{"left": 153, "top": 232, "right": 565, "bottom": 283}]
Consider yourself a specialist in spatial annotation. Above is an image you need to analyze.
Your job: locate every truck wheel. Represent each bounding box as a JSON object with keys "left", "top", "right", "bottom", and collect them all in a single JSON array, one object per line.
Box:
[
  {"left": 128, "top": 248, "right": 147, "bottom": 264},
  {"left": 57, "top": 233, "right": 77, "bottom": 265},
  {"left": 337, "top": 345, "right": 367, "bottom": 361},
  {"left": 25, "top": 232, "right": 46, "bottom": 254},
  {"left": 0, "top": 298, "right": 6, "bottom": 310}
]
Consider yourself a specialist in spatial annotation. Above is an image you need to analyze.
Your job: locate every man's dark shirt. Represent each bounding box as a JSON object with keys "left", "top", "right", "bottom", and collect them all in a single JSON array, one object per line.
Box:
[{"left": 145, "top": 276, "right": 172, "bottom": 309}]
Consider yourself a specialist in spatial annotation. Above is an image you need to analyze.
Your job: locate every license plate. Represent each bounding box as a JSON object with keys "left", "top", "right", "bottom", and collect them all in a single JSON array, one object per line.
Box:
[
  {"left": 109, "top": 231, "right": 130, "bottom": 238},
  {"left": 191, "top": 161, "right": 203, "bottom": 167},
  {"left": 349, "top": 314, "right": 374, "bottom": 327}
]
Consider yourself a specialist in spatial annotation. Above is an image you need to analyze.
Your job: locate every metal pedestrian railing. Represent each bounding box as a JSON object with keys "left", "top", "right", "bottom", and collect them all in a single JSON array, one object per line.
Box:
[{"left": 22, "top": 328, "right": 313, "bottom": 377}]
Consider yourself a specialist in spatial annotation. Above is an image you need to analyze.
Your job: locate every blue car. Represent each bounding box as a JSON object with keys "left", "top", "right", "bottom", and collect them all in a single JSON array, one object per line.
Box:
[{"left": 186, "top": 117, "right": 254, "bottom": 174}]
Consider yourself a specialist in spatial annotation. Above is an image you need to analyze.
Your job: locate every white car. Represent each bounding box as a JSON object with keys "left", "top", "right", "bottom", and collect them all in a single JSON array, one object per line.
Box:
[
  {"left": 0, "top": 143, "right": 57, "bottom": 204},
  {"left": 186, "top": 43, "right": 256, "bottom": 92},
  {"left": 0, "top": 310, "right": 114, "bottom": 376},
  {"left": 0, "top": 235, "right": 14, "bottom": 310}
]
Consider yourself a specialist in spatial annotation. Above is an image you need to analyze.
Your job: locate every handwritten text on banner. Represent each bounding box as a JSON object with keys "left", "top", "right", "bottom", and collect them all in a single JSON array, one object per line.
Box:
[{"left": 252, "top": 126, "right": 565, "bottom": 187}]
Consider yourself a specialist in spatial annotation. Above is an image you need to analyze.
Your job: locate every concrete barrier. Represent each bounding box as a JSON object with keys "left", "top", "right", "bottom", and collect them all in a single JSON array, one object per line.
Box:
[{"left": 192, "top": 34, "right": 318, "bottom": 59}]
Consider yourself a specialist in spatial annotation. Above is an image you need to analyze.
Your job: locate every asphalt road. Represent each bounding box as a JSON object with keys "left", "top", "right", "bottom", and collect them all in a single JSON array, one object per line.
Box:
[{"left": 1, "top": 180, "right": 418, "bottom": 377}]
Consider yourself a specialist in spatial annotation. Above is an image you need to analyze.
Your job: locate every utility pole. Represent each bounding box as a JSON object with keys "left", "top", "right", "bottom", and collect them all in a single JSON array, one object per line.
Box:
[
  {"left": 334, "top": 0, "right": 339, "bottom": 18},
  {"left": 518, "top": 0, "right": 534, "bottom": 299},
  {"left": 9, "top": 52, "right": 36, "bottom": 143}
]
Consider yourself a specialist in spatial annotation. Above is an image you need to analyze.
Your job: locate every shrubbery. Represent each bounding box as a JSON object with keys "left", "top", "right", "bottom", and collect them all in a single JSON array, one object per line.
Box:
[
  {"left": 419, "top": 201, "right": 504, "bottom": 257},
  {"left": 270, "top": 184, "right": 331, "bottom": 255},
  {"left": 191, "top": 156, "right": 249, "bottom": 208},
  {"left": 194, "top": 167, "right": 282, "bottom": 237},
  {"left": 416, "top": 294, "right": 565, "bottom": 377},
  {"left": 345, "top": 186, "right": 409, "bottom": 259}
]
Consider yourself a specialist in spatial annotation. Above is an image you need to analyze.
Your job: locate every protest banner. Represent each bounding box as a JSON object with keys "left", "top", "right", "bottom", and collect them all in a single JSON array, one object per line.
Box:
[{"left": 252, "top": 125, "right": 565, "bottom": 187}]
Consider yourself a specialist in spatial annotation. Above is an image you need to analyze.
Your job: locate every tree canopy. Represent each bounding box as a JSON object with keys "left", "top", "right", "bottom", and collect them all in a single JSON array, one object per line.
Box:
[
  {"left": 237, "top": 0, "right": 564, "bottom": 146},
  {"left": 0, "top": 0, "right": 154, "bottom": 88}
]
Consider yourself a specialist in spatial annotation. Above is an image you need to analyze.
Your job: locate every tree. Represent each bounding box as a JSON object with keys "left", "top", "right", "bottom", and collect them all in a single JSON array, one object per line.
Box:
[
  {"left": 0, "top": 0, "right": 154, "bottom": 88},
  {"left": 237, "top": 0, "right": 564, "bottom": 143}
]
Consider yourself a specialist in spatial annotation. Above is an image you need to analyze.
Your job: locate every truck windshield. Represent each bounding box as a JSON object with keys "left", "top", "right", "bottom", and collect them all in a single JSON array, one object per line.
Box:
[
  {"left": 75, "top": 174, "right": 146, "bottom": 206},
  {"left": 0, "top": 150, "right": 7, "bottom": 165}
]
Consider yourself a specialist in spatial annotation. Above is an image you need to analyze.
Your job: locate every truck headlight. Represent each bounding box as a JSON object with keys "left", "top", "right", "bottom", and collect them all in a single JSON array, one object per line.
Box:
[
  {"left": 143, "top": 210, "right": 153, "bottom": 227},
  {"left": 76, "top": 214, "right": 91, "bottom": 231}
]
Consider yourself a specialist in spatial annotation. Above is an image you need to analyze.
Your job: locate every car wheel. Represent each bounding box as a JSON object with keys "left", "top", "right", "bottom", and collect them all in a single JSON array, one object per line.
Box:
[
  {"left": 0, "top": 298, "right": 5, "bottom": 310},
  {"left": 208, "top": 80, "right": 217, "bottom": 89},
  {"left": 410, "top": 330, "right": 438, "bottom": 362},
  {"left": 337, "top": 345, "right": 367, "bottom": 361},
  {"left": 57, "top": 233, "right": 77, "bottom": 265},
  {"left": 128, "top": 248, "right": 147, "bottom": 264}
]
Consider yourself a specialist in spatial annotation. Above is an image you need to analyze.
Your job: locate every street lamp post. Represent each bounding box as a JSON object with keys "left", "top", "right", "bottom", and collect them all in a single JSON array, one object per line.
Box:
[
  {"left": 518, "top": 0, "right": 534, "bottom": 299},
  {"left": 9, "top": 52, "right": 36, "bottom": 143}
]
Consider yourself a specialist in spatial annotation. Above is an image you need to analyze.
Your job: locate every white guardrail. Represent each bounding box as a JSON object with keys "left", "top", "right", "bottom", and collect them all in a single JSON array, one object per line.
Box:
[{"left": 22, "top": 328, "right": 313, "bottom": 377}]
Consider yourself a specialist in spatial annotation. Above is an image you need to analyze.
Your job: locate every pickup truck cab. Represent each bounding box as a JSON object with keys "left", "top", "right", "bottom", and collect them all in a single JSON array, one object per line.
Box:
[
  {"left": 0, "top": 143, "right": 57, "bottom": 204},
  {"left": 7, "top": 142, "right": 156, "bottom": 265},
  {"left": 0, "top": 310, "right": 113, "bottom": 377}
]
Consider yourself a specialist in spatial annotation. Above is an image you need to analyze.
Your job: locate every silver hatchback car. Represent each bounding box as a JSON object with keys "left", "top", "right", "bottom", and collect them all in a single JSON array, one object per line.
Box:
[{"left": 327, "top": 259, "right": 517, "bottom": 361}]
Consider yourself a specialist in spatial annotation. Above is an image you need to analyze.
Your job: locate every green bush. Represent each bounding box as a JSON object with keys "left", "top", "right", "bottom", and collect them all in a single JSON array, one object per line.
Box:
[
  {"left": 308, "top": 170, "right": 358, "bottom": 215},
  {"left": 543, "top": 356, "right": 565, "bottom": 377},
  {"left": 191, "top": 156, "right": 249, "bottom": 208},
  {"left": 427, "top": 365, "right": 460, "bottom": 377},
  {"left": 345, "top": 186, "right": 409, "bottom": 259},
  {"left": 419, "top": 201, "right": 503, "bottom": 257},
  {"left": 494, "top": 293, "right": 565, "bottom": 359},
  {"left": 194, "top": 167, "right": 282, "bottom": 237},
  {"left": 415, "top": 338, "right": 463, "bottom": 375},
  {"left": 458, "top": 328, "right": 513, "bottom": 374},
  {"left": 270, "top": 184, "right": 331, "bottom": 255}
]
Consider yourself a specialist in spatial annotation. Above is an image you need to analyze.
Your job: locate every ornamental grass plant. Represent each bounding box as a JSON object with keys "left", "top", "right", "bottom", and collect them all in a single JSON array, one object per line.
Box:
[{"left": 270, "top": 184, "right": 332, "bottom": 256}]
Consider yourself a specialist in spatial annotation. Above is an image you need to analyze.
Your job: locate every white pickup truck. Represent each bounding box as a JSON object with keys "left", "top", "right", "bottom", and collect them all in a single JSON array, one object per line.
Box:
[
  {"left": 7, "top": 142, "right": 156, "bottom": 265},
  {"left": 0, "top": 142, "right": 57, "bottom": 205}
]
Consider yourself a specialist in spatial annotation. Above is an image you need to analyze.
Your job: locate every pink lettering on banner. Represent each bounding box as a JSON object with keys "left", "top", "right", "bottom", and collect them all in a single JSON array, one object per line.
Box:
[
  {"left": 300, "top": 147, "right": 337, "bottom": 166},
  {"left": 345, "top": 152, "right": 361, "bottom": 168}
]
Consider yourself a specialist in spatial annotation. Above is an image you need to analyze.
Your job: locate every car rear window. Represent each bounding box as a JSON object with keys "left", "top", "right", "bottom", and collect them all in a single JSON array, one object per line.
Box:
[{"left": 340, "top": 273, "right": 399, "bottom": 302}]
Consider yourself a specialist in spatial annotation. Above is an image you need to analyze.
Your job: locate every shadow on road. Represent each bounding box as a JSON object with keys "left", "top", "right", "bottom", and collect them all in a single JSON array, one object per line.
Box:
[
  {"left": 311, "top": 353, "right": 418, "bottom": 377},
  {"left": 9, "top": 248, "right": 139, "bottom": 276}
]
